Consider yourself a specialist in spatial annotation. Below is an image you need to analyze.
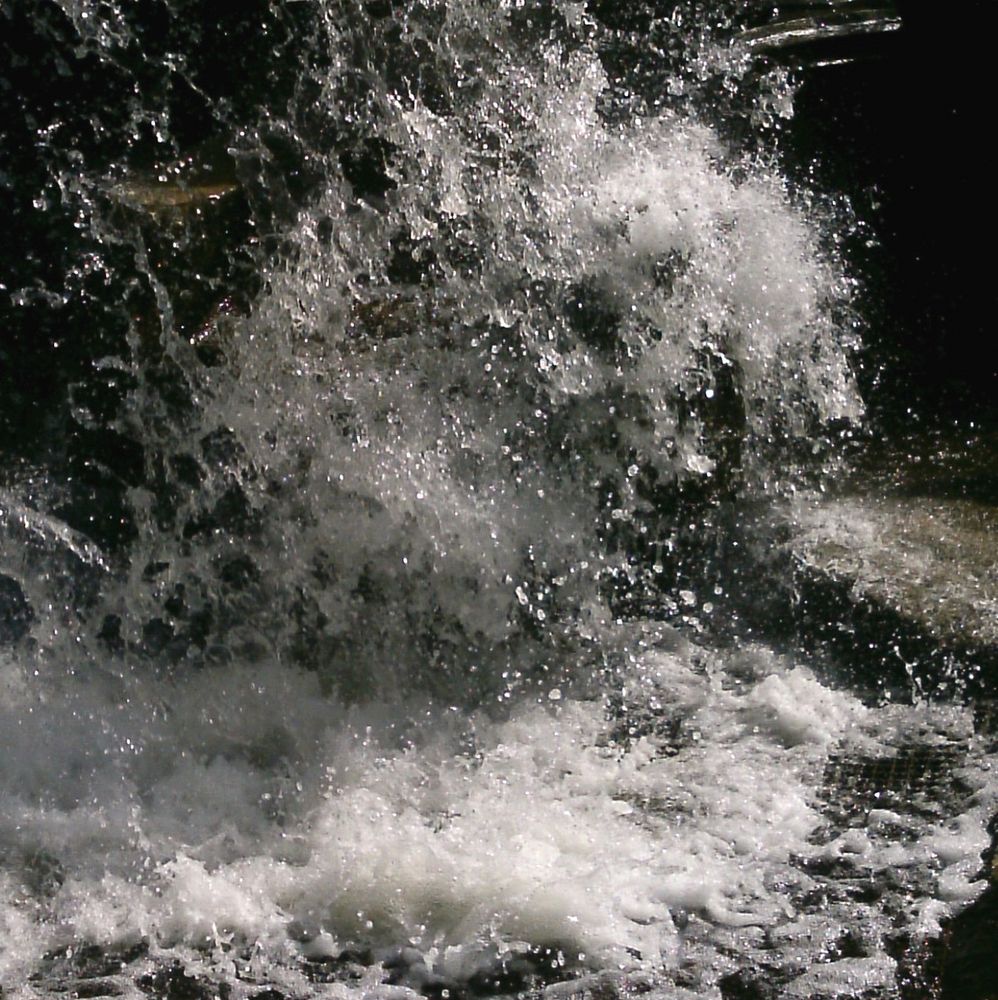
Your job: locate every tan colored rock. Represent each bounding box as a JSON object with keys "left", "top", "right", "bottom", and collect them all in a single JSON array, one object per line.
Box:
[
  {"left": 791, "top": 492, "right": 998, "bottom": 652},
  {"left": 111, "top": 178, "right": 240, "bottom": 215}
]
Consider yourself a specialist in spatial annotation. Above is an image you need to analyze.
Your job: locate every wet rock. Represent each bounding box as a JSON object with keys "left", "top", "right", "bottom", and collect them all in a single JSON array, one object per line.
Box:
[
  {"left": 734, "top": 0, "right": 901, "bottom": 69},
  {"left": 794, "top": 493, "right": 997, "bottom": 650},
  {"left": 717, "top": 967, "right": 781, "bottom": 1000},
  {"left": 890, "top": 931, "right": 948, "bottom": 1000},
  {"left": 939, "top": 884, "right": 998, "bottom": 999},
  {"left": 300, "top": 946, "right": 374, "bottom": 986},
  {"left": 786, "top": 434, "right": 996, "bottom": 694},
  {"left": 0, "top": 572, "right": 33, "bottom": 644},
  {"left": 137, "top": 963, "right": 228, "bottom": 1000},
  {"left": 541, "top": 971, "right": 653, "bottom": 1000},
  {"left": 23, "top": 942, "right": 151, "bottom": 1000},
  {"left": 71, "top": 980, "right": 126, "bottom": 998},
  {"left": 787, "top": 491, "right": 997, "bottom": 699}
]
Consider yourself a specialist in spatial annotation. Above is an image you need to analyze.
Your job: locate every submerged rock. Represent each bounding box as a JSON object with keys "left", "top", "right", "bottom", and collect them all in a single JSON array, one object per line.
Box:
[
  {"left": 111, "top": 179, "right": 241, "bottom": 216},
  {"left": 781, "top": 431, "right": 998, "bottom": 699},
  {"left": 789, "top": 493, "right": 997, "bottom": 699},
  {"left": 793, "top": 495, "right": 997, "bottom": 655}
]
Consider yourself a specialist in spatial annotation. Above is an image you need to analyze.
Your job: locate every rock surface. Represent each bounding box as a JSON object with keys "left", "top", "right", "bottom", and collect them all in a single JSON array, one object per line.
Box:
[
  {"left": 793, "top": 495, "right": 996, "bottom": 663},
  {"left": 784, "top": 432, "right": 998, "bottom": 699}
]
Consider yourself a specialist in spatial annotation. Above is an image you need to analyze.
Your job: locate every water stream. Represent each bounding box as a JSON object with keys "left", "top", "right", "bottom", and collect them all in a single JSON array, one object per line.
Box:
[{"left": 1, "top": 2, "right": 994, "bottom": 996}]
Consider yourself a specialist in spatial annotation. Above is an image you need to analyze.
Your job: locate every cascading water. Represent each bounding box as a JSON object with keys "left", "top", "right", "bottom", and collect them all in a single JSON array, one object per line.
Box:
[{"left": 1, "top": 2, "right": 994, "bottom": 996}]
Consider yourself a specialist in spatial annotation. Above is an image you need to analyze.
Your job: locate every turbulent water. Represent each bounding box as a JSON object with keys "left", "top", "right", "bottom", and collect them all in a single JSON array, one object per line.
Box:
[{"left": 0, "top": 1, "right": 994, "bottom": 995}]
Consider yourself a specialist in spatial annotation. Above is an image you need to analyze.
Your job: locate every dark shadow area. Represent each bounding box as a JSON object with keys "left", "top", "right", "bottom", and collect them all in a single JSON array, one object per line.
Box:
[{"left": 779, "top": 0, "right": 995, "bottom": 432}]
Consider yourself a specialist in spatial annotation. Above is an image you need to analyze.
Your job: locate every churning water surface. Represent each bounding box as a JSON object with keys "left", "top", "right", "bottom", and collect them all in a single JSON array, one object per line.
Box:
[{"left": 0, "top": 2, "right": 994, "bottom": 996}]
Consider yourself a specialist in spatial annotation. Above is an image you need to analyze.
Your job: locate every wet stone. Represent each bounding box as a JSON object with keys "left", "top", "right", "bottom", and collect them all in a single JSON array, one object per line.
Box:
[
  {"left": 541, "top": 971, "right": 653, "bottom": 1000},
  {"left": 937, "top": 884, "right": 998, "bottom": 999},
  {"left": 889, "top": 930, "right": 949, "bottom": 1000},
  {"left": 717, "top": 967, "right": 782, "bottom": 1000},
  {"left": 300, "top": 950, "right": 372, "bottom": 986},
  {"left": 0, "top": 573, "right": 33, "bottom": 644},
  {"left": 781, "top": 954, "right": 898, "bottom": 998},
  {"left": 788, "top": 491, "right": 997, "bottom": 699},
  {"left": 70, "top": 980, "right": 126, "bottom": 998},
  {"left": 821, "top": 745, "right": 969, "bottom": 824},
  {"left": 136, "top": 964, "right": 229, "bottom": 1000},
  {"left": 37, "top": 943, "right": 150, "bottom": 983}
]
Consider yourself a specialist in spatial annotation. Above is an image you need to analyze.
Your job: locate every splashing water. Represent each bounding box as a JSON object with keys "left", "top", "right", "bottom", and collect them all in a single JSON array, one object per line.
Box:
[
  {"left": 68, "top": 0, "right": 860, "bottom": 698},
  {"left": 0, "top": 1, "right": 992, "bottom": 995}
]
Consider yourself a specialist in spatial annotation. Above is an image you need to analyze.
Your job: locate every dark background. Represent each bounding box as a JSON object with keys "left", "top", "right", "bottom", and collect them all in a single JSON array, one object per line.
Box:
[{"left": 784, "top": 0, "right": 995, "bottom": 431}]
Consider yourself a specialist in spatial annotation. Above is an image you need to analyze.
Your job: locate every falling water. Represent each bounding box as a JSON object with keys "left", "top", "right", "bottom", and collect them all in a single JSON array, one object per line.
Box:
[{"left": 1, "top": 2, "right": 994, "bottom": 996}]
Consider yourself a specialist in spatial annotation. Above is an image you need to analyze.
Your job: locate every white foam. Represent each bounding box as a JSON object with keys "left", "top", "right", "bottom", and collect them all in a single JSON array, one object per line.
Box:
[
  {"left": 785, "top": 955, "right": 898, "bottom": 998},
  {"left": 0, "top": 640, "right": 888, "bottom": 974},
  {"left": 4, "top": 631, "right": 997, "bottom": 995},
  {"left": 746, "top": 669, "right": 866, "bottom": 746}
]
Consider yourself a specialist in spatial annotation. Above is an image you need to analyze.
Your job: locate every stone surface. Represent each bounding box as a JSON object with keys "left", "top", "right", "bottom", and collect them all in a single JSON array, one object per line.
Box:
[
  {"left": 780, "top": 431, "right": 998, "bottom": 699},
  {"left": 792, "top": 494, "right": 997, "bottom": 654}
]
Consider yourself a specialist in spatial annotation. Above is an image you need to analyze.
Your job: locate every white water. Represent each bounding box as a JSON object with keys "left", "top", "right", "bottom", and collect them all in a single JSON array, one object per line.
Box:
[
  {"left": 0, "top": 2, "right": 993, "bottom": 995},
  {"left": 2, "top": 633, "right": 994, "bottom": 992}
]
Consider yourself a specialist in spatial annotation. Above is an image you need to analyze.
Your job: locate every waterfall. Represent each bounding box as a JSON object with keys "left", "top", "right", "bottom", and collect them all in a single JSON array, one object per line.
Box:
[{"left": 1, "top": 2, "right": 993, "bottom": 995}]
